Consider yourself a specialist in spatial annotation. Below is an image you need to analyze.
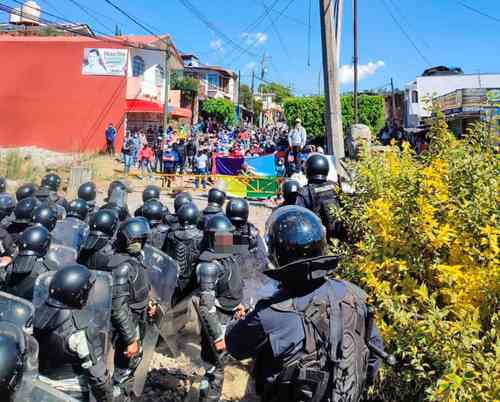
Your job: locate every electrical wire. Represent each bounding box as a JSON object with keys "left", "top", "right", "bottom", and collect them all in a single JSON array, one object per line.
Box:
[
  {"left": 261, "top": 0, "right": 291, "bottom": 60},
  {"left": 66, "top": 0, "right": 115, "bottom": 35},
  {"left": 177, "top": 0, "right": 258, "bottom": 58},
  {"left": 256, "top": 0, "right": 307, "bottom": 27},
  {"left": 386, "top": 0, "right": 431, "bottom": 49},
  {"left": 378, "top": 0, "right": 431, "bottom": 65},
  {"left": 456, "top": 0, "right": 500, "bottom": 24}
]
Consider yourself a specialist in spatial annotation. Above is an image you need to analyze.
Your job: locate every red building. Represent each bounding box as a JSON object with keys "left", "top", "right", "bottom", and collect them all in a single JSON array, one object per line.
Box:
[{"left": 0, "top": 35, "right": 189, "bottom": 153}]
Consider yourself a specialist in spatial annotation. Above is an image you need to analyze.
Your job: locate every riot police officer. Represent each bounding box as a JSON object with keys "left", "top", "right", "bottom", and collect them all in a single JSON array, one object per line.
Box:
[
  {"left": 199, "top": 188, "right": 226, "bottom": 230},
  {"left": 37, "top": 173, "right": 69, "bottom": 212},
  {"left": 78, "top": 181, "right": 97, "bottom": 215},
  {"left": 108, "top": 218, "right": 151, "bottom": 392},
  {"left": 225, "top": 206, "right": 385, "bottom": 402},
  {"left": 0, "top": 177, "right": 6, "bottom": 194},
  {"left": 77, "top": 209, "right": 118, "bottom": 271},
  {"left": 33, "top": 264, "right": 113, "bottom": 401},
  {"left": 51, "top": 199, "right": 90, "bottom": 252},
  {"left": 134, "top": 185, "right": 161, "bottom": 217},
  {"left": 32, "top": 205, "right": 58, "bottom": 232},
  {"left": 280, "top": 179, "right": 300, "bottom": 207},
  {"left": 295, "top": 154, "right": 343, "bottom": 240},
  {"left": 163, "top": 191, "right": 193, "bottom": 232},
  {"left": 166, "top": 202, "right": 203, "bottom": 302},
  {"left": 0, "top": 194, "right": 16, "bottom": 261},
  {"left": 142, "top": 199, "right": 169, "bottom": 250},
  {"left": 6, "top": 197, "right": 41, "bottom": 243},
  {"left": 194, "top": 214, "right": 244, "bottom": 402},
  {"left": 102, "top": 181, "right": 130, "bottom": 222},
  {"left": 1, "top": 225, "right": 53, "bottom": 301},
  {"left": 15, "top": 183, "right": 37, "bottom": 202}
]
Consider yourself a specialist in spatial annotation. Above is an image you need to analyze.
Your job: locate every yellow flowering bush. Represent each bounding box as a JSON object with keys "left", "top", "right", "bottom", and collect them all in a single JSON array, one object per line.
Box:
[{"left": 334, "top": 111, "right": 499, "bottom": 401}]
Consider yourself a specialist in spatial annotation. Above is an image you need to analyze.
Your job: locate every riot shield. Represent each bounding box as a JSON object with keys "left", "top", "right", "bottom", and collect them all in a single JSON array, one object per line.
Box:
[
  {"left": 25, "top": 379, "right": 80, "bottom": 402},
  {"left": 45, "top": 245, "right": 79, "bottom": 269},
  {"left": 108, "top": 186, "right": 128, "bottom": 210},
  {"left": 51, "top": 219, "right": 89, "bottom": 251},
  {"left": 143, "top": 244, "right": 178, "bottom": 308},
  {"left": 33, "top": 270, "right": 113, "bottom": 350},
  {"left": 0, "top": 291, "right": 35, "bottom": 329},
  {"left": 132, "top": 320, "right": 160, "bottom": 397},
  {"left": 237, "top": 255, "right": 278, "bottom": 308}
]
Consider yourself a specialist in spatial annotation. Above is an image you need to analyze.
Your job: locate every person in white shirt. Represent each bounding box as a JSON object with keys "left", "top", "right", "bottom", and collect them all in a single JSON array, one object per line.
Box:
[{"left": 288, "top": 118, "right": 307, "bottom": 172}]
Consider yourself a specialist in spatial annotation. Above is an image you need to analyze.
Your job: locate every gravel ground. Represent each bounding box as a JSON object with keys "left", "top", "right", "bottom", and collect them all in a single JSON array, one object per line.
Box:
[{"left": 97, "top": 183, "right": 272, "bottom": 402}]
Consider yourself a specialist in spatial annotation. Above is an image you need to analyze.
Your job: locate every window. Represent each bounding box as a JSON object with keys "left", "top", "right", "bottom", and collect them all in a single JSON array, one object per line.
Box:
[
  {"left": 132, "top": 55, "right": 145, "bottom": 77},
  {"left": 411, "top": 90, "right": 419, "bottom": 104},
  {"left": 208, "top": 73, "right": 219, "bottom": 89},
  {"left": 155, "top": 65, "right": 164, "bottom": 86}
]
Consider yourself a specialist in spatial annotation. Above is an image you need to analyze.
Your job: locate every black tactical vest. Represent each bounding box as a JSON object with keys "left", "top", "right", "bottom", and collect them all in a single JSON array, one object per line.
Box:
[
  {"left": 78, "top": 243, "right": 114, "bottom": 272},
  {"left": 5, "top": 258, "right": 52, "bottom": 301},
  {"left": 307, "top": 181, "right": 342, "bottom": 240}
]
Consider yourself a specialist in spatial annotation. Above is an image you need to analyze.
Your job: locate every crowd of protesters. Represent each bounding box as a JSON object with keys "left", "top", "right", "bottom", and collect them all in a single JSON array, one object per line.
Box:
[{"left": 118, "top": 117, "right": 325, "bottom": 185}]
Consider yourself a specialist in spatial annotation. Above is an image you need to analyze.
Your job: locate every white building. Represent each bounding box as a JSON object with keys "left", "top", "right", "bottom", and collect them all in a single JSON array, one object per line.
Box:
[{"left": 405, "top": 68, "right": 500, "bottom": 127}]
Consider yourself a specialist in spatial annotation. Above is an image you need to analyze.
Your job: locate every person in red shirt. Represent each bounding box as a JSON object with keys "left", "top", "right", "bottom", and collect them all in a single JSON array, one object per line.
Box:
[{"left": 139, "top": 143, "right": 154, "bottom": 178}]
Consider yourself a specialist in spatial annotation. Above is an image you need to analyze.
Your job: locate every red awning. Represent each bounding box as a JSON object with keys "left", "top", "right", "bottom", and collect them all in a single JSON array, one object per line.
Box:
[
  {"left": 126, "top": 99, "right": 163, "bottom": 113},
  {"left": 126, "top": 99, "right": 192, "bottom": 119}
]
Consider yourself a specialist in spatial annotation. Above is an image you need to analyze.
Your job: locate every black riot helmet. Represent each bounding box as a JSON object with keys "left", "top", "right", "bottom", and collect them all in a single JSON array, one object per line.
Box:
[
  {"left": 265, "top": 206, "right": 327, "bottom": 270},
  {"left": 77, "top": 182, "right": 96, "bottom": 204},
  {"left": 0, "top": 327, "right": 24, "bottom": 394},
  {"left": 18, "top": 225, "right": 51, "bottom": 257},
  {"left": 282, "top": 179, "right": 300, "bottom": 204},
  {"left": 67, "top": 198, "right": 89, "bottom": 221},
  {"left": 48, "top": 264, "right": 95, "bottom": 309},
  {"left": 305, "top": 154, "right": 330, "bottom": 182},
  {"left": 174, "top": 192, "right": 193, "bottom": 214},
  {"left": 15, "top": 184, "right": 37, "bottom": 202},
  {"left": 88, "top": 209, "right": 118, "bottom": 238},
  {"left": 116, "top": 217, "right": 150, "bottom": 250},
  {"left": 41, "top": 173, "right": 61, "bottom": 192},
  {"left": 99, "top": 203, "right": 128, "bottom": 222},
  {"left": 32, "top": 205, "right": 58, "bottom": 232},
  {"left": 0, "top": 193, "right": 16, "bottom": 221},
  {"left": 142, "top": 185, "right": 161, "bottom": 203},
  {"left": 0, "top": 177, "right": 5, "bottom": 193},
  {"left": 14, "top": 197, "right": 41, "bottom": 224},
  {"left": 226, "top": 198, "right": 249, "bottom": 227},
  {"left": 207, "top": 188, "right": 226, "bottom": 208},
  {"left": 177, "top": 203, "right": 200, "bottom": 228},
  {"left": 107, "top": 180, "right": 128, "bottom": 200},
  {"left": 204, "top": 214, "right": 235, "bottom": 253},
  {"left": 142, "top": 199, "right": 164, "bottom": 225}
]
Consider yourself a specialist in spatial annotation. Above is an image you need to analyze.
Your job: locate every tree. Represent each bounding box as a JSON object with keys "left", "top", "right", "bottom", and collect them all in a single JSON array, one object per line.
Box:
[
  {"left": 239, "top": 84, "right": 253, "bottom": 109},
  {"left": 258, "top": 81, "right": 293, "bottom": 104},
  {"left": 202, "top": 98, "right": 236, "bottom": 126},
  {"left": 283, "top": 95, "right": 385, "bottom": 141}
]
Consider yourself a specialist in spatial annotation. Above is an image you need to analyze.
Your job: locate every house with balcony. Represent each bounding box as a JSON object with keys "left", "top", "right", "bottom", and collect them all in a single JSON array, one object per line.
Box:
[
  {"left": 181, "top": 54, "right": 238, "bottom": 123},
  {"left": 124, "top": 35, "right": 191, "bottom": 132}
]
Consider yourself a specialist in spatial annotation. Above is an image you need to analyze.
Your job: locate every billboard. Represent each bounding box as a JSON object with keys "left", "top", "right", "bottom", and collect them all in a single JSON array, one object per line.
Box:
[{"left": 82, "top": 48, "right": 128, "bottom": 76}]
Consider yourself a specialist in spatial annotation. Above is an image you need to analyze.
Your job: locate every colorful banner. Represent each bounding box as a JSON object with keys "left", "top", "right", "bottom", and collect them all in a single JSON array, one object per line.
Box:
[
  {"left": 215, "top": 156, "right": 244, "bottom": 175},
  {"left": 245, "top": 154, "right": 276, "bottom": 176},
  {"left": 82, "top": 48, "right": 128, "bottom": 76}
]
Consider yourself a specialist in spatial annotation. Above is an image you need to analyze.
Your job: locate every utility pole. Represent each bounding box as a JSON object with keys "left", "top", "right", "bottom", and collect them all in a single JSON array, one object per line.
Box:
[
  {"left": 237, "top": 70, "right": 241, "bottom": 124},
  {"left": 163, "top": 47, "right": 171, "bottom": 129},
  {"left": 251, "top": 69, "right": 255, "bottom": 126},
  {"left": 319, "top": 0, "right": 345, "bottom": 169},
  {"left": 353, "top": 0, "right": 359, "bottom": 124},
  {"left": 390, "top": 78, "right": 396, "bottom": 125}
]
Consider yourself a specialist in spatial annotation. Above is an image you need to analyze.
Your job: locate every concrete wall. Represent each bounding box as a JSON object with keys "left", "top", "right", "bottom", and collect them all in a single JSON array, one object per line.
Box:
[
  {"left": 0, "top": 37, "right": 126, "bottom": 152},
  {"left": 405, "top": 73, "right": 500, "bottom": 126}
]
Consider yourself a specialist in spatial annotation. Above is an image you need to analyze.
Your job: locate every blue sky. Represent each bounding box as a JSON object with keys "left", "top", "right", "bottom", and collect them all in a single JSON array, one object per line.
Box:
[{"left": 3, "top": 0, "right": 499, "bottom": 95}]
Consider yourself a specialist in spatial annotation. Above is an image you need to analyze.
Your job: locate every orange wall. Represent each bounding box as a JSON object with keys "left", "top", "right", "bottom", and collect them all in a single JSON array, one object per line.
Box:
[{"left": 0, "top": 37, "right": 126, "bottom": 153}]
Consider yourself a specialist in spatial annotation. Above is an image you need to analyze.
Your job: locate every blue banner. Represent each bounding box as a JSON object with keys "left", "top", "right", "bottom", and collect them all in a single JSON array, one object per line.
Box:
[{"left": 245, "top": 154, "right": 276, "bottom": 176}]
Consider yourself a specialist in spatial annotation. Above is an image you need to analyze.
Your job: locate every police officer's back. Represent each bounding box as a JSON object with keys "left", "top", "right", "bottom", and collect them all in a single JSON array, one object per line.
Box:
[
  {"left": 1, "top": 226, "right": 53, "bottom": 301},
  {"left": 134, "top": 185, "right": 161, "bottom": 217},
  {"left": 296, "top": 154, "right": 343, "bottom": 240},
  {"left": 141, "top": 199, "right": 169, "bottom": 250},
  {"left": 6, "top": 197, "right": 40, "bottom": 243},
  {"left": 225, "top": 206, "right": 384, "bottom": 402},
  {"left": 199, "top": 188, "right": 226, "bottom": 230},
  {"left": 33, "top": 264, "right": 113, "bottom": 401},
  {"left": 77, "top": 181, "right": 97, "bottom": 217},
  {"left": 36, "top": 173, "right": 69, "bottom": 212}
]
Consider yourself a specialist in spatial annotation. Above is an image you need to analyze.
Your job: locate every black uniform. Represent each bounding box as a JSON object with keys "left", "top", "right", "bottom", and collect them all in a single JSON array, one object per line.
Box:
[
  {"left": 33, "top": 266, "right": 112, "bottom": 402},
  {"left": 0, "top": 227, "right": 15, "bottom": 258}
]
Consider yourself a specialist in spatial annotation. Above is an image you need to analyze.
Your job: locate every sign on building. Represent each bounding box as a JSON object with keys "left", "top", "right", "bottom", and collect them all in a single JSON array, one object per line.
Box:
[{"left": 82, "top": 48, "right": 128, "bottom": 76}]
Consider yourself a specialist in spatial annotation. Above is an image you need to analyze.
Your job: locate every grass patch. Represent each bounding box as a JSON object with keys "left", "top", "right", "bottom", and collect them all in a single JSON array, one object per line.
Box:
[{"left": 0, "top": 151, "right": 41, "bottom": 182}]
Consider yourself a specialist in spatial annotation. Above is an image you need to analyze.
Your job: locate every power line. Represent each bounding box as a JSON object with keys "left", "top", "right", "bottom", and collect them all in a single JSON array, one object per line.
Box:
[
  {"left": 456, "top": 1, "right": 500, "bottom": 24},
  {"left": 379, "top": 0, "right": 431, "bottom": 65},
  {"left": 177, "top": 0, "right": 258, "bottom": 58},
  {"left": 386, "top": 0, "right": 431, "bottom": 49},
  {"left": 66, "top": 0, "right": 115, "bottom": 35},
  {"left": 261, "top": 0, "right": 291, "bottom": 60},
  {"left": 256, "top": 0, "right": 307, "bottom": 27}
]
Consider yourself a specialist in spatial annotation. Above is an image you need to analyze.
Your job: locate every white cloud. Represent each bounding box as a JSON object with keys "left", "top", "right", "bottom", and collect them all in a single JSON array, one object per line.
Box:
[
  {"left": 242, "top": 32, "right": 268, "bottom": 47},
  {"left": 339, "top": 60, "right": 385, "bottom": 84},
  {"left": 210, "top": 38, "right": 224, "bottom": 53}
]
